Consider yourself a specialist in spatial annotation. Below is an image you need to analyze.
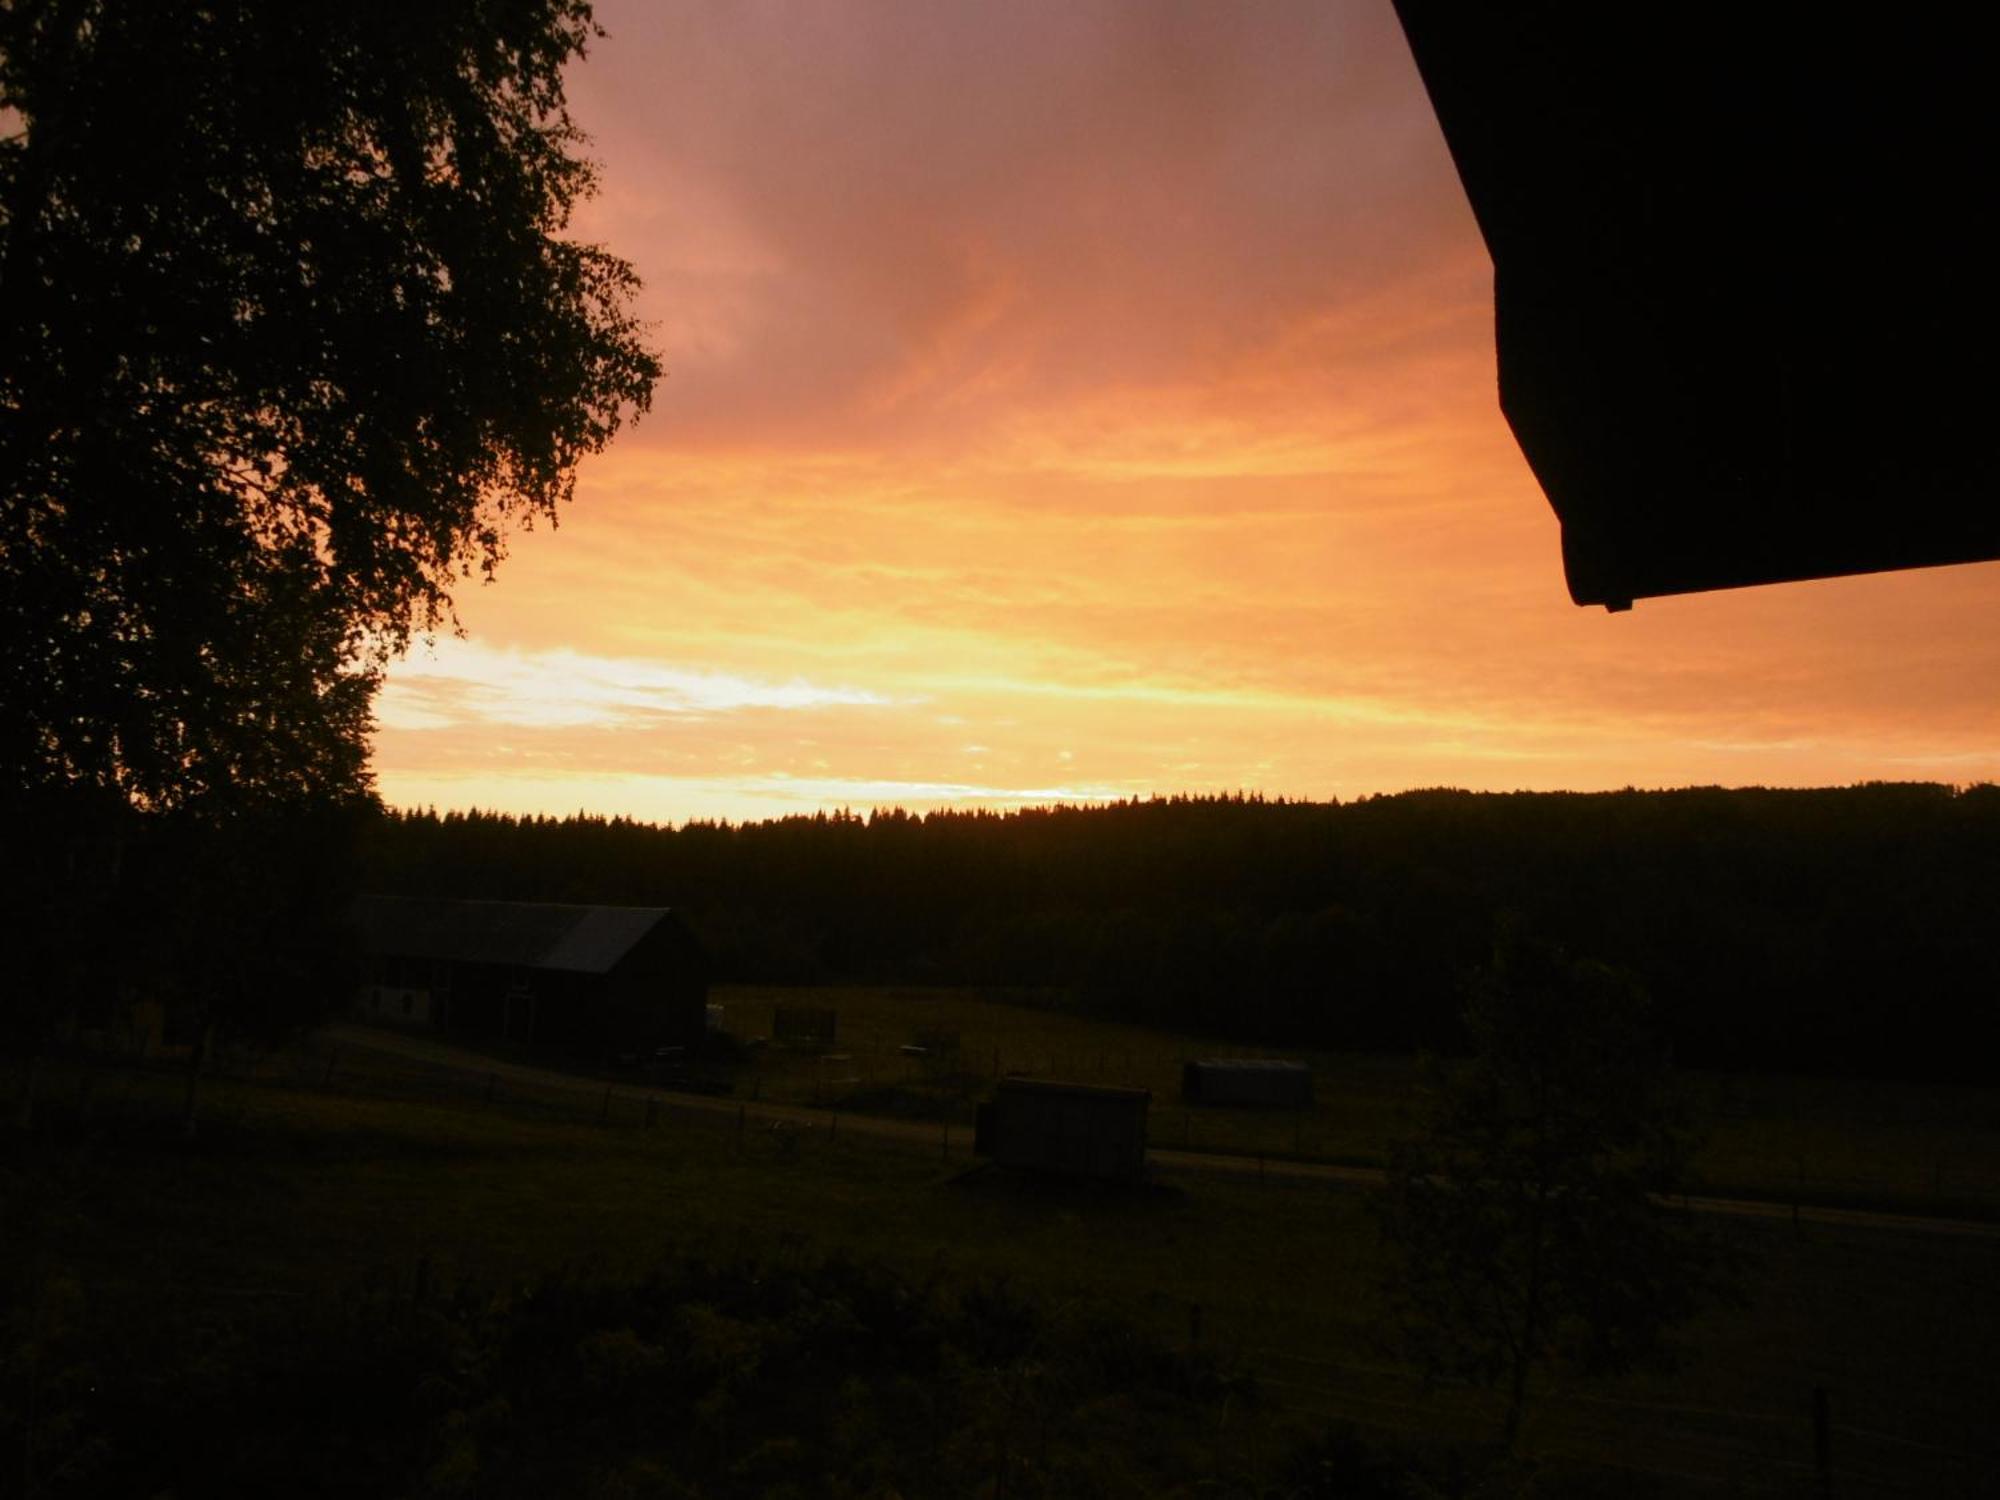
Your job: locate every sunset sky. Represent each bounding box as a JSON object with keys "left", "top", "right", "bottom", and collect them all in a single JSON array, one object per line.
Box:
[{"left": 371, "top": 0, "right": 2000, "bottom": 824}]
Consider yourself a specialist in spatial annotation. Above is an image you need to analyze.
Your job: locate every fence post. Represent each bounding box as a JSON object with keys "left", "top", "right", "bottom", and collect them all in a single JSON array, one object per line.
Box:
[
  {"left": 599, "top": 1083, "right": 612, "bottom": 1125},
  {"left": 737, "top": 1103, "right": 746, "bottom": 1143},
  {"left": 484, "top": 1072, "right": 497, "bottom": 1107},
  {"left": 941, "top": 1119, "right": 950, "bottom": 1161},
  {"left": 321, "top": 1046, "right": 338, "bottom": 1089},
  {"left": 645, "top": 1097, "right": 658, "bottom": 1130},
  {"left": 1812, "top": 1386, "right": 1832, "bottom": 1500}
]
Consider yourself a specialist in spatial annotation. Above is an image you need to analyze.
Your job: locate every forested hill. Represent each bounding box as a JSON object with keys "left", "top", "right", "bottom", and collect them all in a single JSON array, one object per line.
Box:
[{"left": 359, "top": 785, "right": 2000, "bottom": 1082}]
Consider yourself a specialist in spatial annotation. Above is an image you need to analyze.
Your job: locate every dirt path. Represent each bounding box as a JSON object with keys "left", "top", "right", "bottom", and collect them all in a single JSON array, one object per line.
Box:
[{"left": 322, "top": 1023, "right": 2000, "bottom": 1239}]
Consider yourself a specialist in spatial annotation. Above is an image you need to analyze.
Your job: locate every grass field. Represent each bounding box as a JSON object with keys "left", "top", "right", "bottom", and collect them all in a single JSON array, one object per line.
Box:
[
  {"left": 714, "top": 985, "right": 2000, "bottom": 1219},
  {"left": 7, "top": 1029, "right": 1999, "bottom": 1496}
]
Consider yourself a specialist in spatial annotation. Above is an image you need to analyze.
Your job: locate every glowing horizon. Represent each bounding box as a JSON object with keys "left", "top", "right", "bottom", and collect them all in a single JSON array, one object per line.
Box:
[{"left": 371, "top": 0, "right": 2000, "bottom": 826}]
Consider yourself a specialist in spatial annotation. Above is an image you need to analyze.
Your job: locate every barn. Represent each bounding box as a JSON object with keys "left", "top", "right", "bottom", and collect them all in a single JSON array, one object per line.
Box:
[
  {"left": 1182, "top": 1059, "right": 1314, "bottom": 1109},
  {"left": 350, "top": 896, "right": 706, "bottom": 1056},
  {"left": 974, "top": 1078, "right": 1151, "bottom": 1182}
]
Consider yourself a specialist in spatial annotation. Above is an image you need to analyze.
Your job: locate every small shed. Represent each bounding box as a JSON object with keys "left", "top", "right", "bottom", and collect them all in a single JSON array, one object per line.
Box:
[
  {"left": 974, "top": 1078, "right": 1151, "bottom": 1182},
  {"left": 1182, "top": 1059, "right": 1314, "bottom": 1109}
]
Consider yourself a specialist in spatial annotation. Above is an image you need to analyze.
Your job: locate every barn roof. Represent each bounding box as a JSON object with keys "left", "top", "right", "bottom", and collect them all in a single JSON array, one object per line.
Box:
[
  {"left": 1187, "top": 1059, "right": 1310, "bottom": 1074},
  {"left": 350, "top": 896, "right": 679, "bottom": 976}
]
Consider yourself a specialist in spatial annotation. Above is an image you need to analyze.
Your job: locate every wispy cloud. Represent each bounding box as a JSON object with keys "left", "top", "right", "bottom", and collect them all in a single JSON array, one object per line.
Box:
[
  {"left": 742, "top": 773, "right": 1130, "bottom": 807},
  {"left": 371, "top": 767, "right": 1138, "bottom": 825},
  {"left": 364, "top": 3, "right": 2000, "bottom": 823},
  {"left": 378, "top": 638, "right": 900, "bottom": 732}
]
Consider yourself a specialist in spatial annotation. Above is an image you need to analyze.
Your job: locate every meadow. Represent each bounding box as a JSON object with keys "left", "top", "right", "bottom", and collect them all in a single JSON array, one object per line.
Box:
[
  {"left": 7, "top": 1002, "right": 1999, "bottom": 1496},
  {"left": 715, "top": 985, "right": 2000, "bottom": 1220}
]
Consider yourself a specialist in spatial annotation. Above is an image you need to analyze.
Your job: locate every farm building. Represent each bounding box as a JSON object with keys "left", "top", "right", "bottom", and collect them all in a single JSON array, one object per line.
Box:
[
  {"left": 974, "top": 1078, "right": 1151, "bottom": 1182},
  {"left": 349, "top": 896, "right": 706, "bottom": 1055},
  {"left": 1182, "top": 1059, "right": 1314, "bottom": 1109}
]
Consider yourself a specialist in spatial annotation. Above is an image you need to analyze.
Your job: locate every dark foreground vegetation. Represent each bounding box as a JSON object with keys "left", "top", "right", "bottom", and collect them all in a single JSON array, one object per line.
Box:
[
  {"left": 0, "top": 1057, "right": 1564, "bottom": 1500},
  {"left": 16, "top": 1240, "right": 1275, "bottom": 1498},
  {"left": 364, "top": 783, "right": 2000, "bottom": 1082},
  {"left": 7, "top": 1046, "right": 1997, "bottom": 1498}
]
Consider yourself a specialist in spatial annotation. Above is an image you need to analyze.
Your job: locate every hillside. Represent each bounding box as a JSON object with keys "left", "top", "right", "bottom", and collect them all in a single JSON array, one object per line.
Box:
[{"left": 361, "top": 784, "right": 2000, "bottom": 1081}]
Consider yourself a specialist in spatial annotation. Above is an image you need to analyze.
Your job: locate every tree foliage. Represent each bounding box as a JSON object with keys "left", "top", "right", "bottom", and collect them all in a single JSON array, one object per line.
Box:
[
  {"left": 0, "top": 2, "right": 658, "bottom": 1062},
  {"left": 1375, "top": 939, "right": 1735, "bottom": 1450},
  {"left": 0, "top": 0, "right": 659, "bottom": 812},
  {"left": 9, "top": 1250, "right": 1268, "bottom": 1498},
  {"left": 357, "top": 784, "right": 2000, "bottom": 1081}
]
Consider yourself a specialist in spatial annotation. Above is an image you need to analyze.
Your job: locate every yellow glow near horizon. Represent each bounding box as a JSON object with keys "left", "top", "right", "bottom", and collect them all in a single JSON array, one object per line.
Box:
[{"left": 370, "top": 1, "right": 2000, "bottom": 825}]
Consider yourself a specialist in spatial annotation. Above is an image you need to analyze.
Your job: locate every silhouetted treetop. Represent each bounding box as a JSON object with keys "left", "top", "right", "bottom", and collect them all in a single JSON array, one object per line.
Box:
[
  {"left": 0, "top": 0, "right": 659, "bottom": 810},
  {"left": 360, "top": 784, "right": 2000, "bottom": 1082}
]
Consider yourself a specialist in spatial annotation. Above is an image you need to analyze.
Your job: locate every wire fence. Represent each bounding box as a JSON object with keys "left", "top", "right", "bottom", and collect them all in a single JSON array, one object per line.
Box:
[
  {"left": 3, "top": 1034, "right": 984, "bottom": 1175},
  {"left": 10, "top": 1034, "right": 1996, "bottom": 1498},
  {"left": 10, "top": 1021, "right": 1999, "bottom": 1224}
]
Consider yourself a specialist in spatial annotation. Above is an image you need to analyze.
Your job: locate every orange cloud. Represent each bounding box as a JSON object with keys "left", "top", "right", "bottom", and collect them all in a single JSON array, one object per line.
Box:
[{"left": 372, "top": 1, "right": 2000, "bottom": 822}]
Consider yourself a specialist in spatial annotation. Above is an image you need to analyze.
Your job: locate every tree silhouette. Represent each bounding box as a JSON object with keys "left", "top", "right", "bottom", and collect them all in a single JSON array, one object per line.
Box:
[
  {"left": 0, "top": 1, "right": 658, "bottom": 1077},
  {"left": 1375, "top": 937, "right": 1735, "bottom": 1451},
  {"left": 345, "top": 787, "right": 2000, "bottom": 1082},
  {"left": 1, "top": 0, "right": 658, "bottom": 809}
]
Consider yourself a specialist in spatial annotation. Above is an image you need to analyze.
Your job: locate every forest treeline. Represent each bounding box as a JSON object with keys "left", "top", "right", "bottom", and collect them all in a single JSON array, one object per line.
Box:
[{"left": 359, "top": 785, "right": 2000, "bottom": 1082}]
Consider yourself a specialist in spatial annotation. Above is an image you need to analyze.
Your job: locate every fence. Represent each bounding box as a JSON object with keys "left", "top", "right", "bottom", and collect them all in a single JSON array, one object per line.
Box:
[
  {"left": 1, "top": 1034, "right": 990, "bottom": 1175},
  {"left": 10, "top": 1026, "right": 1998, "bottom": 1222}
]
